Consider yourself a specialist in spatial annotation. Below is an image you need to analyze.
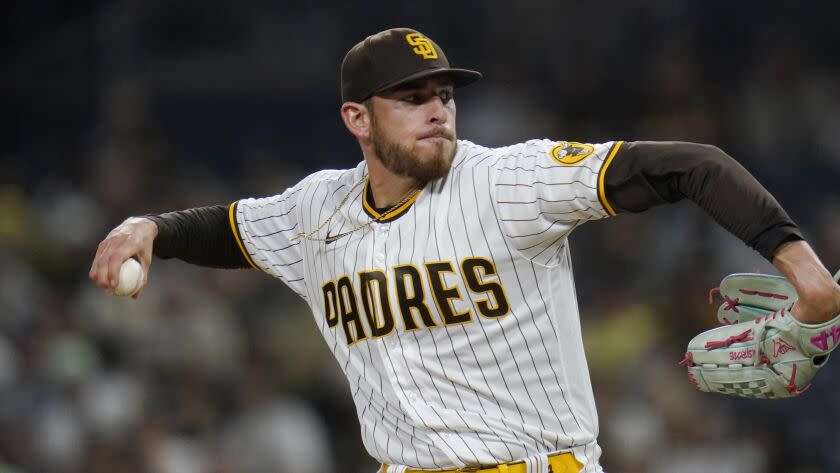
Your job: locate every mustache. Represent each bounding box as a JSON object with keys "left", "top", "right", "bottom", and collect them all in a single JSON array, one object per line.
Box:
[{"left": 418, "top": 127, "right": 455, "bottom": 141}]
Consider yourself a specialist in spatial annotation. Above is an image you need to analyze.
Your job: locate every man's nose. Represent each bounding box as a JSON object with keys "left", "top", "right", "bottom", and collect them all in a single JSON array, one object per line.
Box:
[{"left": 427, "top": 97, "right": 449, "bottom": 124}]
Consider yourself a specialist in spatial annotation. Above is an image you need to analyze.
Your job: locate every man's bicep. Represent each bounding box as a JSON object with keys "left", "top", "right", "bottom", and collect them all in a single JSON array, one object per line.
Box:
[
  {"left": 492, "top": 139, "right": 623, "bottom": 264},
  {"left": 227, "top": 201, "right": 266, "bottom": 271},
  {"left": 234, "top": 193, "right": 307, "bottom": 296},
  {"left": 494, "top": 140, "right": 622, "bottom": 224}
]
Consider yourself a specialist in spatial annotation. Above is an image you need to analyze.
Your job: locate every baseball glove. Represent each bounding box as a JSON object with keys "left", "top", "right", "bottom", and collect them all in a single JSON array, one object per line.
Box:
[{"left": 680, "top": 271, "right": 840, "bottom": 399}]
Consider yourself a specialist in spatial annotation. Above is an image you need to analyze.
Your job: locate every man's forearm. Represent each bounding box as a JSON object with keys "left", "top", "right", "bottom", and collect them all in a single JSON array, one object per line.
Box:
[{"left": 146, "top": 205, "right": 251, "bottom": 269}]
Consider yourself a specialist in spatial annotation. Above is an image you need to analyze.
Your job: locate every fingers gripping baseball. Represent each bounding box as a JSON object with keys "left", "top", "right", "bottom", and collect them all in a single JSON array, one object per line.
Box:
[{"left": 89, "top": 217, "right": 158, "bottom": 298}]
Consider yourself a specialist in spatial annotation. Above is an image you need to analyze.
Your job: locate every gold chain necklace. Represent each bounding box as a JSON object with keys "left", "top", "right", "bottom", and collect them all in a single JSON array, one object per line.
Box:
[{"left": 291, "top": 177, "right": 420, "bottom": 243}]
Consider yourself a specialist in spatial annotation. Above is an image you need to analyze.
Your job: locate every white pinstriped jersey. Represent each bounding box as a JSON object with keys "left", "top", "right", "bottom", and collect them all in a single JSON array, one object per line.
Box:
[{"left": 231, "top": 139, "right": 623, "bottom": 473}]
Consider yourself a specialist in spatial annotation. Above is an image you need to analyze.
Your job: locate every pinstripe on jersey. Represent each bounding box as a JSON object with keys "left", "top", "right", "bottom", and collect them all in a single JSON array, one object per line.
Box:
[{"left": 232, "top": 139, "right": 622, "bottom": 472}]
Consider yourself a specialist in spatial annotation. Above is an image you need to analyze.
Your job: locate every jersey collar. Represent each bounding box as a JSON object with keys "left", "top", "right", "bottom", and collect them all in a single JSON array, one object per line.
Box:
[{"left": 361, "top": 178, "right": 422, "bottom": 223}]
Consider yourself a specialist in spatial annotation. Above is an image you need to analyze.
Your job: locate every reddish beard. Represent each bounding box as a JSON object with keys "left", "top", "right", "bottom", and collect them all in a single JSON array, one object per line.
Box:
[{"left": 370, "top": 115, "right": 456, "bottom": 183}]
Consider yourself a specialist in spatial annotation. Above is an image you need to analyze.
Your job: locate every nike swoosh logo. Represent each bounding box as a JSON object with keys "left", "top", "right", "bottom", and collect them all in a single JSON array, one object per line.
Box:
[{"left": 325, "top": 232, "right": 338, "bottom": 245}]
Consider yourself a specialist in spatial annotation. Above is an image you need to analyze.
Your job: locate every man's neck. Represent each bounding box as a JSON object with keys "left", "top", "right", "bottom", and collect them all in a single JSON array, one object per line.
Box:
[{"left": 365, "top": 157, "right": 421, "bottom": 209}]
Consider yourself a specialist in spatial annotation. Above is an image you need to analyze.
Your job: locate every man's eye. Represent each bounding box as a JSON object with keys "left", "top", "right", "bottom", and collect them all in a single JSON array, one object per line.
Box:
[
  {"left": 440, "top": 91, "right": 453, "bottom": 103},
  {"left": 403, "top": 95, "right": 419, "bottom": 103}
]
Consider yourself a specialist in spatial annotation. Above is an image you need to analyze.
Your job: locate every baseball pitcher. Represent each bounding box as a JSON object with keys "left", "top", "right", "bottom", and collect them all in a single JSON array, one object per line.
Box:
[{"left": 90, "top": 28, "right": 840, "bottom": 473}]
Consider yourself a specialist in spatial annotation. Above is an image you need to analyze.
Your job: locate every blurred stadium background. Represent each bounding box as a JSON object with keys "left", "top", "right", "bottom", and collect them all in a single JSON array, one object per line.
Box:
[{"left": 2, "top": 1, "right": 840, "bottom": 472}]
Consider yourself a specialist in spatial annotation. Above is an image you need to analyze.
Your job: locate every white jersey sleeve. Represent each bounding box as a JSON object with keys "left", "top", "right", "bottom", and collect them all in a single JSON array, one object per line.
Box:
[
  {"left": 230, "top": 183, "right": 307, "bottom": 299},
  {"left": 492, "top": 139, "right": 623, "bottom": 265}
]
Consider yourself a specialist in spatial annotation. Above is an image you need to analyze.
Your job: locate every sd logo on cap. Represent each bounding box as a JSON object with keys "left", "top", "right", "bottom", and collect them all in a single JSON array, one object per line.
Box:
[{"left": 340, "top": 28, "right": 482, "bottom": 103}]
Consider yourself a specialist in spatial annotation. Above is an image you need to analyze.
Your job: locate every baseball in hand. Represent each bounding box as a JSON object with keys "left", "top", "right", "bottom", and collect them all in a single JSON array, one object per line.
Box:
[{"left": 114, "top": 258, "right": 144, "bottom": 296}]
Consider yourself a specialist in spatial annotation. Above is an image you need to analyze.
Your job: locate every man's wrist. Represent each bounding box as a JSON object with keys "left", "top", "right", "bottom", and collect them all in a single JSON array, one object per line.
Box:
[
  {"left": 773, "top": 240, "right": 840, "bottom": 322},
  {"left": 128, "top": 216, "right": 159, "bottom": 239}
]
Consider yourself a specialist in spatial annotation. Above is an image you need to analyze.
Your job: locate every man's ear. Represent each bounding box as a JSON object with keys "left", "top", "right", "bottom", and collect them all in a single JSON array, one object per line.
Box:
[{"left": 341, "top": 102, "right": 371, "bottom": 140}]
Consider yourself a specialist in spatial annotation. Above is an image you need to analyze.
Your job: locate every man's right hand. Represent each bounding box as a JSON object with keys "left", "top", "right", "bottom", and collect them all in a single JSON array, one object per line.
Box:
[{"left": 89, "top": 217, "right": 158, "bottom": 299}]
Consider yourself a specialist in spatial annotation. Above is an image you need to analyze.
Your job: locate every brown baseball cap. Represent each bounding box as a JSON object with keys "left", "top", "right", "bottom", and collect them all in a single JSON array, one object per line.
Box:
[{"left": 341, "top": 28, "right": 482, "bottom": 103}]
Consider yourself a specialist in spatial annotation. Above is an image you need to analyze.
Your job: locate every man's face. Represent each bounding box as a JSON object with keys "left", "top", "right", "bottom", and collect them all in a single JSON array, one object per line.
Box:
[{"left": 367, "top": 76, "right": 457, "bottom": 183}]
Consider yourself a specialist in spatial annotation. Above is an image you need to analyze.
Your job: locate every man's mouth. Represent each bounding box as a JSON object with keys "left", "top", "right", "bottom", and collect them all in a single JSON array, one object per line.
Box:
[{"left": 418, "top": 131, "right": 454, "bottom": 142}]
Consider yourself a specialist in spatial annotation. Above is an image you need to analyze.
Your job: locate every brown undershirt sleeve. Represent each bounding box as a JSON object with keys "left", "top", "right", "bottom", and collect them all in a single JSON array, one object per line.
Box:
[
  {"left": 603, "top": 141, "right": 803, "bottom": 261},
  {"left": 146, "top": 205, "right": 251, "bottom": 269}
]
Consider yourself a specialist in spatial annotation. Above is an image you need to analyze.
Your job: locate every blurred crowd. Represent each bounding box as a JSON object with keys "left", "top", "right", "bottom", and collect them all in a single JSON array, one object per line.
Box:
[{"left": 2, "top": 1, "right": 839, "bottom": 472}]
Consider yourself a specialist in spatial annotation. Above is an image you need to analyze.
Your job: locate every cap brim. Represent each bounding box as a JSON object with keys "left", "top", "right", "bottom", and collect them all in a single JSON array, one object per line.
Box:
[{"left": 374, "top": 67, "right": 482, "bottom": 96}]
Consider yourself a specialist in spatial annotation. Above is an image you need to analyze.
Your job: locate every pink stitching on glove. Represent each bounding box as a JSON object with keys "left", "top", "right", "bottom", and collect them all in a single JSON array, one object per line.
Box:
[
  {"left": 738, "top": 289, "right": 789, "bottom": 300},
  {"left": 687, "top": 371, "right": 701, "bottom": 391},
  {"left": 785, "top": 363, "right": 811, "bottom": 396},
  {"left": 708, "top": 287, "right": 720, "bottom": 304},
  {"left": 679, "top": 352, "right": 695, "bottom": 367},
  {"left": 705, "top": 329, "right": 754, "bottom": 349}
]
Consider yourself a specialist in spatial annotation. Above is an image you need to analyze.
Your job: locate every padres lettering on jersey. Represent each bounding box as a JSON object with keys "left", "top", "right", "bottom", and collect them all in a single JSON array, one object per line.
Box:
[
  {"left": 232, "top": 139, "right": 623, "bottom": 473},
  {"left": 321, "top": 258, "right": 511, "bottom": 345}
]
